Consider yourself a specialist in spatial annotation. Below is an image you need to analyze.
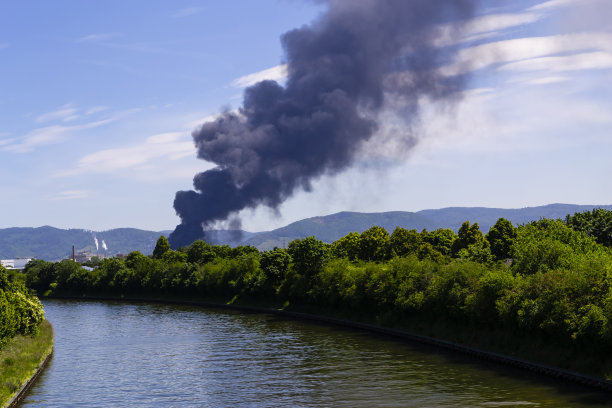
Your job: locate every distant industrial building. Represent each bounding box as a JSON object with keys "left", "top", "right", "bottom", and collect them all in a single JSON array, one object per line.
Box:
[
  {"left": 75, "top": 252, "right": 95, "bottom": 263},
  {"left": 69, "top": 245, "right": 104, "bottom": 263}
]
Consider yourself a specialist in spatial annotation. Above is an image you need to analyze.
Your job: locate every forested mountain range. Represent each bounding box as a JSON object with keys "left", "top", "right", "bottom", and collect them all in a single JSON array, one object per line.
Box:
[
  {"left": 242, "top": 204, "right": 612, "bottom": 250},
  {"left": 1, "top": 203, "right": 610, "bottom": 259}
]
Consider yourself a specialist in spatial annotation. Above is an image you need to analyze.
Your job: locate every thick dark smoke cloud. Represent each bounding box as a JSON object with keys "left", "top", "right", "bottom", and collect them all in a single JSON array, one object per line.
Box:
[{"left": 169, "top": 0, "right": 476, "bottom": 248}]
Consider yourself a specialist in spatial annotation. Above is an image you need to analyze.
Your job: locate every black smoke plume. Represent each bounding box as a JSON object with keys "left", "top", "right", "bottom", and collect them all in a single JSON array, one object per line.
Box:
[{"left": 169, "top": 0, "right": 476, "bottom": 248}]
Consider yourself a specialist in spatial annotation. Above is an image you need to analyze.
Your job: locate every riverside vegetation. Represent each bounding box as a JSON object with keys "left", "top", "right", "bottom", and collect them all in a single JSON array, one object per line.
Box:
[
  {"left": 0, "top": 266, "right": 48, "bottom": 407},
  {"left": 23, "top": 209, "right": 612, "bottom": 378}
]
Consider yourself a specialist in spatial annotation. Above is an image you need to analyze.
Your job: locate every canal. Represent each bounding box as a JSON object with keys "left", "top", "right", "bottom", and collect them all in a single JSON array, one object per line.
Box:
[{"left": 19, "top": 299, "right": 612, "bottom": 407}]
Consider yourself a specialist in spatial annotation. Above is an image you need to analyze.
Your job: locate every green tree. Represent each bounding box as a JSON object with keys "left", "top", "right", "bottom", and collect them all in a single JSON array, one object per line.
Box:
[
  {"left": 331, "top": 232, "right": 361, "bottom": 260},
  {"left": 511, "top": 219, "right": 602, "bottom": 275},
  {"left": 566, "top": 208, "right": 612, "bottom": 247},
  {"left": 389, "top": 227, "right": 421, "bottom": 257},
  {"left": 458, "top": 241, "right": 494, "bottom": 265},
  {"left": 416, "top": 242, "right": 444, "bottom": 262},
  {"left": 161, "top": 250, "right": 188, "bottom": 264},
  {"left": 53, "top": 259, "right": 83, "bottom": 289},
  {"left": 359, "top": 226, "right": 391, "bottom": 261},
  {"left": 125, "top": 251, "right": 149, "bottom": 269},
  {"left": 288, "top": 237, "right": 329, "bottom": 277},
  {"left": 212, "top": 245, "right": 233, "bottom": 259},
  {"left": 232, "top": 245, "right": 261, "bottom": 259},
  {"left": 94, "top": 258, "right": 128, "bottom": 290},
  {"left": 186, "top": 240, "right": 216, "bottom": 264},
  {"left": 260, "top": 248, "right": 291, "bottom": 283},
  {"left": 486, "top": 218, "right": 517, "bottom": 260},
  {"left": 24, "top": 259, "right": 56, "bottom": 294},
  {"left": 451, "top": 221, "right": 488, "bottom": 256},
  {"left": 0, "top": 265, "right": 44, "bottom": 341},
  {"left": 0, "top": 265, "right": 9, "bottom": 291},
  {"left": 423, "top": 228, "right": 457, "bottom": 256},
  {"left": 153, "top": 236, "right": 171, "bottom": 259}
]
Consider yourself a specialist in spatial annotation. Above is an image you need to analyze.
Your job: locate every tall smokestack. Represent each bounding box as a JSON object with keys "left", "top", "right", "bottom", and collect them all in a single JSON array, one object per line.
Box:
[{"left": 170, "top": 0, "right": 476, "bottom": 248}]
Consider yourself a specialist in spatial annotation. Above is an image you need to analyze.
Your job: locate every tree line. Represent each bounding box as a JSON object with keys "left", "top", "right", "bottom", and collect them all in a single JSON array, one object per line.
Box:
[{"left": 22, "top": 208, "right": 612, "bottom": 375}]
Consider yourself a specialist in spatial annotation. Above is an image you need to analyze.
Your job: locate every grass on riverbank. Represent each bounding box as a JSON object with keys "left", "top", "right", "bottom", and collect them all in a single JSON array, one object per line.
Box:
[{"left": 0, "top": 320, "right": 53, "bottom": 407}]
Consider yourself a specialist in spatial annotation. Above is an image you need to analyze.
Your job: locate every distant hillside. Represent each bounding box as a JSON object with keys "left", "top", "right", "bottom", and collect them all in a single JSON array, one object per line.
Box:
[
  {"left": 0, "top": 226, "right": 169, "bottom": 260},
  {"left": 243, "top": 204, "right": 612, "bottom": 250},
  {"left": 2, "top": 204, "right": 611, "bottom": 257}
]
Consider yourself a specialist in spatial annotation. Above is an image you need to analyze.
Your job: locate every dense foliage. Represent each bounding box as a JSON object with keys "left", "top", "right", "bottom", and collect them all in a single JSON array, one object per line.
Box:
[
  {"left": 565, "top": 208, "right": 612, "bottom": 248},
  {"left": 22, "top": 209, "right": 612, "bottom": 376},
  {"left": 0, "top": 266, "right": 44, "bottom": 348}
]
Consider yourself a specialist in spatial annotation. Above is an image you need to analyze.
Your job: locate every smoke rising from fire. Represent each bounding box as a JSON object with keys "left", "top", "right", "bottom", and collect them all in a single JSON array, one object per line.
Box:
[{"left": 169, "top": 0, "right": 477, "bottom": 248}]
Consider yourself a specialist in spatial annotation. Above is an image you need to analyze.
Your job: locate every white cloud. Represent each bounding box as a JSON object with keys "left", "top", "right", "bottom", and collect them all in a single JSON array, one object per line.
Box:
[
  {"left": 408, "top": 79, "right": 612, "bottom": 161},
  {"left": 524, "top": 75, "right": 571, "bottom": 85},
  {"left": 444, "top": 32, "right": 612, "bottom": 76},
  {"left": 58, "top": 132, "right": 199, "bottom": 177},
  {"left": 4, "top": 119, "right": 112, "bottom": 153},
  {"left": 36, "top": 104, "right": 79, "bottom": 123},
  {"left": 435, "top": 12, "right": 544, "bottom": 47},
  {"left": 0, "top": 43, "right": 9, "bottom": 50},
  {"left": 77, "top": 33, "right": 121, "bottom": 42},
  {"left": 527, "top": 0, "right": 587, "bottom": 12},
  {"left": 499, "top": 51, "right": 612, "bottom": 72},
  {"left": 467, "top": 12, "right": 543, "bottom": 39},
  {"left": 173, "top": 7, "right": 203, "bottom": 18},
  {"left": 46, "top": 190, "right": 91, "bottom": 201},
  {"left": 231, "top": 64, "right": 288, "bottom": 88},
  {"left": 469, "top": 12, "right": 542, "bottom": 33}
]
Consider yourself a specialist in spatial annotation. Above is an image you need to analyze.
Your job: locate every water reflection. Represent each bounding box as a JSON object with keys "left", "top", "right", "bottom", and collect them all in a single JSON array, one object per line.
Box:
[{"left": 20, "top": 300, "right": 612, "bottom": 407}]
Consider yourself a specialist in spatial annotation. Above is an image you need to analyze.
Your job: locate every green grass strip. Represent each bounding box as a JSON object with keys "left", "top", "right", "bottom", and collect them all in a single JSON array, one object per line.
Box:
[{"left": 0, "top": 320, "right": 53, "bottom": 407}]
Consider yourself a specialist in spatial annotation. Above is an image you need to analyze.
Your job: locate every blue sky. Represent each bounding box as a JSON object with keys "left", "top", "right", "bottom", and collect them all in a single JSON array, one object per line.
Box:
[{"left": 1, "top": 0, "right": 611, "bottom": 232}]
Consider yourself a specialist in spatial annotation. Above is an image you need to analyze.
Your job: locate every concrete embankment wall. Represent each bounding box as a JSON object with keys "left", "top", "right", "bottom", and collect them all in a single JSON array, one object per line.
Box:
[{"left": 46, "top": 295, "right": 612, "bottom": 393}]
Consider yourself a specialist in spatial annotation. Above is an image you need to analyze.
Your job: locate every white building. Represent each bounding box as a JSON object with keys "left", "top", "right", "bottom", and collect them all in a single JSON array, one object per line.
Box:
[
  {"left": 1, "top": 260, "right": 14, "bottom": 268},
  {"left": 1, "top": 259, "right": 32, "bottom": 269}
]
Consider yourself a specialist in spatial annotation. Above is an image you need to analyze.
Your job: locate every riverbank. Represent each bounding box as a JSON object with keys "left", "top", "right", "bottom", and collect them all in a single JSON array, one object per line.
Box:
[
  {"left": 0, "top": 320, "right": 53, "bottom": 408},
  {"left": 43, "top": 295, "right": 612, "bottom": 392}
]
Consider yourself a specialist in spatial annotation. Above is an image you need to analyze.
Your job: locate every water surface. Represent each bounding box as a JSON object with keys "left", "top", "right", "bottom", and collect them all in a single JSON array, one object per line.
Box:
[{"left": 20, "top": 299, "right": 612, "bottom": 407}]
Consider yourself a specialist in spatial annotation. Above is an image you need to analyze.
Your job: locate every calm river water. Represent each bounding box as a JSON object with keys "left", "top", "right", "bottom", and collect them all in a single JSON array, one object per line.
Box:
[{"left": 19, "top": 299, "right": 612, "bottom": 407}]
